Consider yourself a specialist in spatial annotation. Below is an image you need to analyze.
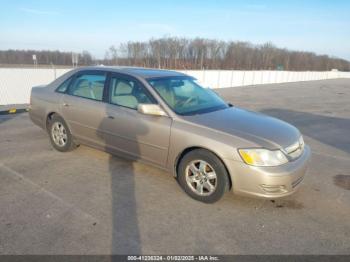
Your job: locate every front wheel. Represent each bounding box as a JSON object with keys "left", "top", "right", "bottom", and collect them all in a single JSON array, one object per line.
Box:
[
  {"left": 48, "top": 114, "right": 76, "bottom": 152},
  {"left": 177, "top": 149, "right": 230, "bottom": 203}
]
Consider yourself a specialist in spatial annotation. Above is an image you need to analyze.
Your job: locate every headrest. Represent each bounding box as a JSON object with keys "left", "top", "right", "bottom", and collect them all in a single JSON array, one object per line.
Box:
[{"left": 115, "top": 81, "right": 133, "bottom": 95}]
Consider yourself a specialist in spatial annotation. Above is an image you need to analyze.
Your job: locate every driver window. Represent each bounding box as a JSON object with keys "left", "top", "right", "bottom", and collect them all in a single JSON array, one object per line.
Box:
[{"left": 109, "top": 76, "right": 155, "bottom": 109}]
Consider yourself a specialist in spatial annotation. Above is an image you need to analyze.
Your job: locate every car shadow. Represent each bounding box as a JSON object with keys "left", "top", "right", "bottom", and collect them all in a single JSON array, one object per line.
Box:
[
  {"left": 108, "top": 155, "right": 141, "bottom": 254},
  {"left": 97, "top": 107, "right": 149, "bottom": 255},
  {"left": 260, "top": 108, "right": 350, "bottom": 154}
]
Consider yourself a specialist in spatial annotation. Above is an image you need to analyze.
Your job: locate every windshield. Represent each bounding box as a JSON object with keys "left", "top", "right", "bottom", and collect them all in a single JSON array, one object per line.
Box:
[{"left": 147, "top": 77, "right": 229, "bottom": 115}]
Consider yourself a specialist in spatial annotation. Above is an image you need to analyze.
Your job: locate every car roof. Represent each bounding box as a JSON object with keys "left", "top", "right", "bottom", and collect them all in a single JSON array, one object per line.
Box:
[{"left": 76, "top": 66, "right": 188, "bottom": 79}]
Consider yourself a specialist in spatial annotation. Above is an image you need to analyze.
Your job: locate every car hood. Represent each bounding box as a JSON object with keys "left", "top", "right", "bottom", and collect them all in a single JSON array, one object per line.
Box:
[{"left": 182, "top": 107, "right": 300, "bottom": 149}]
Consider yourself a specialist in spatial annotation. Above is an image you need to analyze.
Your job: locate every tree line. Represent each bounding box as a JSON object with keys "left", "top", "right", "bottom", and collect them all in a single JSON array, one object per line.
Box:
[
  {"left": 104, "top": 37, "right": 350, "bottom": 71},
  {"left": 0, "top": 50, "right": 93, "bottom": 66},
  {"left": 1, "top": 37, "right": 349, "bottom": 71}
]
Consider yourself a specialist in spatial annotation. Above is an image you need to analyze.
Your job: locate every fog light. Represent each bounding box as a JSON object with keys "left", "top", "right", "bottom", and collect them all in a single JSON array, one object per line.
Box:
[{"left": 260, "top": 184, "right": 287, "bottom": 193}]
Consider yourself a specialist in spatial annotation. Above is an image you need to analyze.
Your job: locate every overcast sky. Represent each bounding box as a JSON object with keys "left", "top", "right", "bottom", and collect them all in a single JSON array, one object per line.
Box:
[{"left": 1, "top": 0, "right": 349, "bottom": 60}]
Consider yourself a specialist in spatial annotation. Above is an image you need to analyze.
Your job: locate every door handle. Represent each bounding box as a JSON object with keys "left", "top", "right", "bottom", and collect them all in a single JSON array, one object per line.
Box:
[
  {"left": 63, "top": 103, "right": 69, "bottom": 107},
  {"left": 107, "top": 115, "right": 114, "bottom": 119}
]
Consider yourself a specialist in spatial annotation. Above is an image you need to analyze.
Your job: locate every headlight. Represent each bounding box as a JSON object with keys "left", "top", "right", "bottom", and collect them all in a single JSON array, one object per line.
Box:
[{"left": 238, "top": 148, "right": 289, "bottom": 167}]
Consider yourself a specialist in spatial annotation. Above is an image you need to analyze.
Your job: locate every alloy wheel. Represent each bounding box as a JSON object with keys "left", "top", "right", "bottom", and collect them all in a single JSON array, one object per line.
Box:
[{"left": 185, "top": 160, "right": 217, "bottom": 196}]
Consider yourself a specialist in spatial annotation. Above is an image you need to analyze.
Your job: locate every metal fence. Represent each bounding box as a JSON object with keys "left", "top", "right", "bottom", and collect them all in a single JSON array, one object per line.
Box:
[{"left": 1, "top": 67, "right": 349, "bottom": 105}]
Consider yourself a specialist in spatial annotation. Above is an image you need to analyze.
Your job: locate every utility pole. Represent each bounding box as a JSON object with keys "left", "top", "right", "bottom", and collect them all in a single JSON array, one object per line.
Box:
[
  {"left": 51, "top": 62, "right": 57, "bottom": 79},
  {"left": 72, "top": 53, "right": 79, "bottom": 68}
]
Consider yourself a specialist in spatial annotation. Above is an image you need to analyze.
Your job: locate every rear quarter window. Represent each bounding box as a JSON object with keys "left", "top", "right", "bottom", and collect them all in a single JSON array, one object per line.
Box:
[{"left": 56, "top": 78, "right": 72, "bottom": 93}]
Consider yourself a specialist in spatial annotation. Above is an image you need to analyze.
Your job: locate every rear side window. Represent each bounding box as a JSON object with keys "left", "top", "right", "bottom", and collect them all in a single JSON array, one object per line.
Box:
[
  {"left": 56, "top": 77, "right": 72, "bottom": 93},
  {"left": 68, "top": 74, "right": 106, "bottom": 101}
]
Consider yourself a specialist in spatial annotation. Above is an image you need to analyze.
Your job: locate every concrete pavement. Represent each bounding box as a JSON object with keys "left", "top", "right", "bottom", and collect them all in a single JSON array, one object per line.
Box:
[{"left": 0, "top": 79, "right": 349, "bottom": 254}]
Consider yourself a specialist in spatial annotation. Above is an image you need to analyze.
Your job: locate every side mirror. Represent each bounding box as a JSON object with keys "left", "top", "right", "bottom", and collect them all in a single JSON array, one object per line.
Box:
[{"left": 137, "top": 104, "right": 167, "bottom": 117}]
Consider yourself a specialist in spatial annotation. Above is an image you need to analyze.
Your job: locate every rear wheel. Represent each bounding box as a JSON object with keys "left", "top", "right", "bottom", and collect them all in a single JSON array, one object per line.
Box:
[
  {"left": 48, "top": 114, "right": 76, "bottom": 152},
  {"left": 177, "top": 149, "right": 230, "bottom": 203}
]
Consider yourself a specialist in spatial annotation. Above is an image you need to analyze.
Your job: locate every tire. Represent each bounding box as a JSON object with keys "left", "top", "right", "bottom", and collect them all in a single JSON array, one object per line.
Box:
[
  {"left": 177, "top": 149, "right": 230, "bottom": 203},
  {"left": 48, "top": 114, "right": 76, "bottom": 152}
]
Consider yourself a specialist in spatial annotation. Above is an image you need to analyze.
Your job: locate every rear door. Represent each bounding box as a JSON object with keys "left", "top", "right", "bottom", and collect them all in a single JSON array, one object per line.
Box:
[
  {"left": 101, "top": 73, "right": 172, "bottom": 167},
  {"left": 60, "top": 70, "right": 108, "bottom": 146}
]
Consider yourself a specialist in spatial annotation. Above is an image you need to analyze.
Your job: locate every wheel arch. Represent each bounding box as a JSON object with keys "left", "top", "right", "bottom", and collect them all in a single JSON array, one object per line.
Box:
[
  {"left": 45, "top": 111, "right": 72, "bottom": 134},
  {"left": 174, "top": 146, "right": 232, "bottom": 189},
  {"left": 45, "top": 111, "right": 59, "bottom": 131}
]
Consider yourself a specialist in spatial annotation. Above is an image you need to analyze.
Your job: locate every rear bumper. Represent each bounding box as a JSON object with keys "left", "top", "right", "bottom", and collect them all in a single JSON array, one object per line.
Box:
[
  {"left": 29, "top": 109, "right": 45, "bottom": 129},
  {"left": 224, "top": 145, "right": 311, "bottom": 199}
]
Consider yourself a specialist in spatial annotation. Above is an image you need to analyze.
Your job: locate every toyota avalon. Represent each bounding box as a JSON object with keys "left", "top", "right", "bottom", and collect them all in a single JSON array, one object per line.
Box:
[{"left": 29, "top": 67, "right": 310, "bottom": 203}]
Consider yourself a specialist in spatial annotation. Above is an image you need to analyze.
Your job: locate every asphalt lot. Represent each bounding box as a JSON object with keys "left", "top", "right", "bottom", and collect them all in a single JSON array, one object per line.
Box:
[{"left": 0, "top": 79, "right": 350, "bottom": 255}]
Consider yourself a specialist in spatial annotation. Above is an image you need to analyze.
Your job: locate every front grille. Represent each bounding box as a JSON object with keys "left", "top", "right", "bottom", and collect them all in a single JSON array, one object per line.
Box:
[
  {"left": 285, "top": 136, "right": 305, "bottom": 160},
  {"left": 288, "top": 146, "right": 303, "bottom": 159}
]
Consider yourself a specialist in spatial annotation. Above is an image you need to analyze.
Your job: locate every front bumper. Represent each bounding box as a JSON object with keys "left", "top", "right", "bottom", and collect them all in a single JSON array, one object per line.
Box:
[{"left": 224, "top": 145, "right": 311, "bottom": 199}]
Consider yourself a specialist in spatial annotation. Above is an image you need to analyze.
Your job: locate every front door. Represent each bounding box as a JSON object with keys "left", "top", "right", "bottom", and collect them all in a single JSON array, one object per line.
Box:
[{"left": 100, "top": 74, "right": 172, "bottom": 167}]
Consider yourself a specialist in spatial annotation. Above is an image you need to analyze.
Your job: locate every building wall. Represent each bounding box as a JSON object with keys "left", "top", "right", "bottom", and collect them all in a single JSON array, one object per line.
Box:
[{"left": 0, "top": 68, "right": 349, "bottom": 105}]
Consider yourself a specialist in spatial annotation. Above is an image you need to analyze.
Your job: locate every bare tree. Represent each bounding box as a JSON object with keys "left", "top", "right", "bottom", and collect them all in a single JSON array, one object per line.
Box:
[{"left": 1, "top": 38, "right": 349, "bottom": 71}]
